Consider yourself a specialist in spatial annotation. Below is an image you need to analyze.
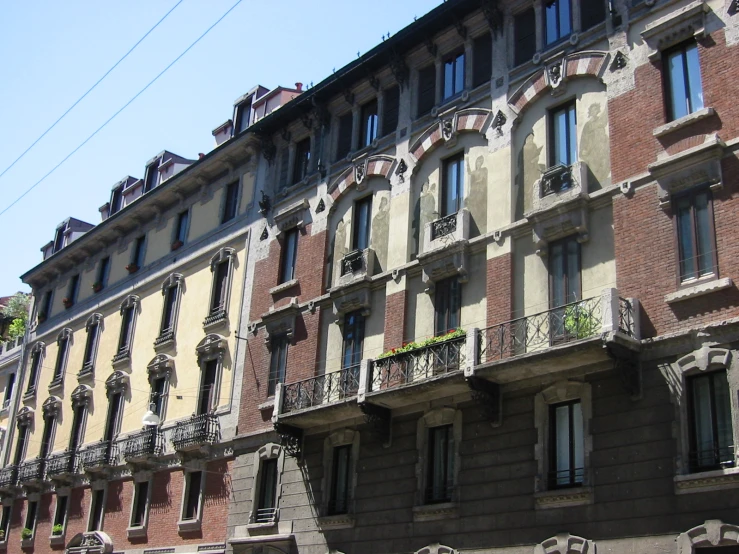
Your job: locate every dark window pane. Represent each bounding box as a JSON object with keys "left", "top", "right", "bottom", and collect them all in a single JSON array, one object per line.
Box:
[
  {"left": 342, "top": 312, "right": 365, "bottom": 372},
  {"left": 53, "top": 496, "right": 68, "bottom": 527},
  {"left": 435, "top": 277, "right": 461, "bottom": 336},
  {"left": 89, "top": 489, "right": 105, "bottom": 531},
  {"left": 361, "top": 99, "right": 378, "bottom": 147},
  {"left": 666, "top": 43, "right": 704, "bottom": 121},
  {"left": 426, "top": 425, "right": 453, "bottom": 503},
  {"left": 442, "top": 155, "right": 464, "bottom": 216},
  {"left": 69, "top": 405, "right": 86, "bottom": 451},
  {"left": 352, "top": 197, "right": 372, "bottom": 251},
  {"left": 417, "top": 64, "right": 437, "bottom": 116},
  {"left": 443, "top": 53, "right": 465, "bottom": 100},
  {"left": 330, "top": 445, "right": 351, "bottom": 514},
  {"left": 581, "top": 0, "right": 606, "bottom": 29},
  {"left": 280, "top": 229, "right": 299, "bottom": 283},
  {"left": 211, "top": 261, "right": 229, "bottom": 311},
  {"left": 162, "top": 286, "right": 178, "bottom": 333},
  {"left": 336, "top": 112, "right": 354, "bottom": 160},
  {"left": 550, "top": 400, "right": 584, "bottom": 487},
  {"left": 550, "top": 103, "right": 577, "bottom": 167},
  {"left": 104, "top": 393, "right": 122, "bottom": 442},
  {"left": 268, "top": 337, "right": 289, "bottom": 396},
  {"left": 549, "top": 236, "right": 580, "bottom": 309},
  {"left": 39, "top": 416, "right": 55, "bottom": 458},
  {"left": 151, "top": 377, "right": 166, "bottom": 416},
  {"left": 222, "top": 181, "right": 239, "bottom": 223},
  {"left": 473, "top": 33, "right": 493, "bottom": 87},
  {"left": 183, "top": 472, "right": 202, "bottom": 520},
  {"left": 546, "top": 0, "right": 572, "bottom": 44},
  {"left": 515, "top": 8, "right": 537, "bottom": 66},
  {"left": 197, "top": 360, "right": 218, "bottom": 416},
  {"left": 131, "top": 481, "right": 149, "bottom": 527},
  {"left": 689, "top": 371, "right": 734, "bottom": 471},
  {"left": 293, "top": 138, "right": 311, "bottom": 184},
  {"left": 83, "top": 324, "right": 98, "bottom": 366},
  {"left": 382, "top": 86, "right": 400, "bottom": 136},
  {"left": 257, "top": 459, "right": 278, "bottom": 513}
]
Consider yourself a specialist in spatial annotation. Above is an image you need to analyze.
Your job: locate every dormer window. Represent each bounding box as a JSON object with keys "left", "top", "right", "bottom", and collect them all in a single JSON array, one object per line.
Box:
[
  {"left": 110, "top": 186, "right": 123, "bottom": 215},
  {"left": 234, "top": 100, "right": 252, "bottom": 134},
  {"left": 53, "top": 225, "right": 66, "bottom": 254},
  {"left": 144, "top": 162, "right": 160, "bottom": 192}
]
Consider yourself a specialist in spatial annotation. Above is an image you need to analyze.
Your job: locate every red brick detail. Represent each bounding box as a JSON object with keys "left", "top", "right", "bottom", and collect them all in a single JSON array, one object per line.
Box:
[
  {"left": 383, "top": 291, "right": 407, "bottom": 351},
  {"left": 609, "top": 29, "right": 739, "bottom": 184},
  {"left": 487, "top": 253, "right": 513, "bottom": 327},
  {"left": 249, "top": 225, "right": 327, "bottom": 322},
  {"left": 327, "top": 156, "right": 394, "bottom": 204},
  {"left": 613, "top": 155, "right": 739, "bottom": 338},
  {"left": 410, "top": 109, "right": 491, "bottom": 162}
]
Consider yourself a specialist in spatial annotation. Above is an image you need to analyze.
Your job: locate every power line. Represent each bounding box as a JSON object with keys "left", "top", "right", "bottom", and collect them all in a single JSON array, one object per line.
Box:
[
  {"left": 0, "top": 0, "right": 246, "bottom": 220},
  {"left": 0, "top": 0, "right": 185, "bottom": 183}
]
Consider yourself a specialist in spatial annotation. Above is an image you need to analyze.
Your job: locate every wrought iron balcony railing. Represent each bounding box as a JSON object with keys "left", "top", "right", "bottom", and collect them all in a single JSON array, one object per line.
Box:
[
  {"left": 618, "top": 296, "right": 636, "bottom": 336},
  {"left": 154, "top": 329, "right": 175, "bottom": 347},
  {"left": 370, "top": 335, "right": 466, "bottom": 393},
  {"left": 340, "top": 250, "right": 364, "bottom": 277},
  {"left": 203, "top": 307, "right": 227, "bottom": 328},
  {"left": 281, "top": 365, "right": 360, "bottom": 414},
  {"left": 253, "top": 507, "right": 278, "bottom": 524},
  {"left": 541, "top": 164, "right": 572, "bottom": 196},
  {"left": 689, "top": 444, "right": 735, "bottom": 473},
  {"left": 118, "top": 428, "right": 164, "bottom": 462},
  {"left": 171, "top": 414, "right": 220, "bottom": 451},
  {"left": 0, "top": 466, "right": 17, "bottom": 489},
  {"left": 478, "top": 297, "right": 604, "bottom": 363},
  {"left": 79, "top": 440, "right": 116, "bottom": 471},
  {"left": 17, "top": 458, "right": 45, "bottom": 484},
  {"left": 431, "top": 213, "right": 457, "bottom": 240},
  {"left": 45, "top": 451, "right": 78, "bottom": 478}
]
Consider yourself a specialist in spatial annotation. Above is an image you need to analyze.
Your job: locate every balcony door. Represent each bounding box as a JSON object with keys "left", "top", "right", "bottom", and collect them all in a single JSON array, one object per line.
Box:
[{"left": 548, "top": 236, "right": 581, "bottom": 343}]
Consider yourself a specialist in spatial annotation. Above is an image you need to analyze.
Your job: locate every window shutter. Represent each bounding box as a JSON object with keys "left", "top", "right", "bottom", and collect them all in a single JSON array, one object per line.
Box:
[
  {"left": 417, "top": 64, "right": 436, "bottom": 117},
  {"left": 278, "top": 148, "right": 289, "bottom": 189},
  {"left": 383, "top": 85, "right": 400, "bottom": 135},
  {"left": 336, "top": 112, "right": 353, "bottom": 160},
  {"left": 472, "top": 33, "right": 493, "bottom": 87},
  {"left": 581, "top": 0, "right": 606, "bottom": 30},
  {"left": 514, "top": 8, "right": 537, "bottom": 66}
]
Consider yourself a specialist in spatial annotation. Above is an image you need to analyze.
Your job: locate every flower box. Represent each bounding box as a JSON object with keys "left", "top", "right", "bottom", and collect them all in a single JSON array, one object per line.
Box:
[
  {"left": 62, "top": 298, "right": 73, "bottom": 309},
  {"left": 92, "top": 282, "right": 103, "bottom": 293},
  {"left": 126, "top": 264, "right": 139, "bottom": 274},
  {"left": 171, "top": 240, "right": 184, "bottom": 251},
  {"left": 376, "top": 328, "right": 465, "bottom": 359}
]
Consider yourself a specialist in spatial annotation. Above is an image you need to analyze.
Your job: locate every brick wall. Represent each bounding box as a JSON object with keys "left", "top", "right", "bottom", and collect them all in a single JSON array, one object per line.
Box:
[
  {"left": 486, "top": 253, "right": 513, "bottom": 327},
  {"left": 383, "top": 291, "right": 407, "bottom": 351}
]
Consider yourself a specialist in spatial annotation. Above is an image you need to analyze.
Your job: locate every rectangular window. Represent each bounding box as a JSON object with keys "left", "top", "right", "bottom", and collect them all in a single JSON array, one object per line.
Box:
[
  {"left": 434, "top": 277, "right": 461, "bottom": 336},
  {"left": 280, "top": 228, "right": 299, "bottom": 284},
  {"left": 69, "top": 405, "right": 86, "bottom": 451},
  {"left": 197, "top": 360, "right": 219, "bottom": 416},
  {"left": 150, "top": 377, "right": 167, "bottom": 418},
  {"left": 550, "top": 102, "right": 577, "bottom": 168},
  {"left": 210, "top": 260, "right": 230, "bottom": 313},
  {"left": 426, "top": 425, "right": 453, "bottom": 503},
  {"left": 293, "top": 138, "right": 311, "bottom": 184},
  {"left": 336, "top": 112, "right": 354, "bottom": 160},
  {"left": 417, "top": 64, "right": 437, "bottom": 117},
  {"left": 13, "top": 425, "right": 28, "bottom": 466},
  {"left": 161, "top": 285, "right": 178, "bottom": 335},
  {"left": 352, "top": 197, "right": 372, "bottom": 251},
  {"left": 222, "top": 181, "right": 240, "bottom": 223},
  {"left": 342, "top": 312, "right": 364, "bottom": 373},
  {"left": 88, "top": 489, "right": 105, "bottom": 531},
  {"left": 96, "top": 257, "right": 110, "bottom": 291},
  {"left": 268, "top": 336, "right": 289, "bottom": 396},
  {"left": 118, "top": 305, "right": 135, "bottom": 353},
  {"left": 82, "top": 322, "right": 99, "bottom": 371},
  {"left": 442, "top": 154, "right": 465, "bottom": 217},
  {"left": 472, "top": 33, "right": 493, "bottom": 88},
  {"left": 235, "top": 101, "right": 251, "bottom": 134},
  {"left": 26, "top": 351, "right": 42, "bottom": 396},
  {"left": 382, "top": 85, "right": 400, "bottom": 136},
  {"left": 545, "top": 0, "right": 572, "bottom": 45},
  {"left": 0, "top": 503, "right": 11, "bottom": 540},
  {"left": 329, "top": 445, "right": 351, "bottom": 515},
  {"left": 175, "top": 210, "right": 189, "bottom": 245},
  {"left": 675, "top": 189, "right": 715, "bottom": 282},
  {"left": 278, "top": 148, "right": 290, "bottom": 189},
  {"left": 665, "top": 42, "right": 704, "bottom": 121},
  {"left": 549, "top": 235, "right": 581, "bottom": 310},
  {"left": 443, "top": 52, "right": 465, "bottom": 100},
  {"left": 549, "top": 400, "right": 584, "bottom": 488},
  {"left": 360, "top": 99, "right": 378, "bottom": 147},
  {"left": 3, "top": 373, "right": 15, "bottom": 410},
  {"left": 39, "top": 416, "right": 55, "bottom": 458},
  {"left": 132, "top": 236, "right": 146, "bottom": 269},
  {"left": 40, "top": 290, "right": 53, "bottom": 321},
  {"left": 515, "top": 8, "right": 537, "bottom": 66},
  {"left": 581, "top": 0, "right": 606, "bottom": 30},
  {"left": 256, "top": 459, "right": 278, "bottom": 522},
  {"left": 144, "top": 164, "right": 159, "bottom": 192},
  {"left": 130, "top": 481, "right": 149, "bottom": 528},
  {"left": 103, "top": 393, "right": 123, "bottom": 442},
  {"left": 110, "top": 187, "right": 123, "bottom": 216},
  {"left": 53, "top": 227, "right": 65, "bottom": 254},
  {"left": 67, "top": 275, "right": 80, "bottom": 306},
  {"left": 688, "top": 370, "right": 734, "bottom": 471},
  {"left": 53, "top": 496, "right": 68, "bottom": 529},
  {"left": 25, "top": 500, "right": 37, "bottom": 536},
  {"left": 52, "top": 336, "right": 69, "bottom": 384},
  {"left": 182, "top": 471, "right": 202, "bottom": 521}
]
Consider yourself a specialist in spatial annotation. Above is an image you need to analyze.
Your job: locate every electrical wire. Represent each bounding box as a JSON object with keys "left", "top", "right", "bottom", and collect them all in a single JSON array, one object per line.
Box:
[
  {"left": 0, "top": 0, "right": 246, "bottom": 219},
  {"left": 0, "top": 0, "right": 185, "bottom": 183}
]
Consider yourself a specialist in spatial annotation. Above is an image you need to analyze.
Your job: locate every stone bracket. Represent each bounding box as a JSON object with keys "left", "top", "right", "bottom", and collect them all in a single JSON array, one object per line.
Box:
[
  {"left": 605, "top": 342, "right": 641, "bottom": 400},
  {"left": 273, "top": 423, "right": 303, "bottom": 459},
  {"left": 360, "top": 402, "right": 391, "bottom": 445},
  {"left": 466, "top": 377, "right": 502, "bottom": 426}
]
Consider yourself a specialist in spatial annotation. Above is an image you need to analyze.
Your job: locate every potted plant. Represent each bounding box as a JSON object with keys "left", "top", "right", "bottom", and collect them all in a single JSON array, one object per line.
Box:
[
  {"left": 62, "top": 297, "right": 73, "bottom": 309},
  {"left": 171, "top": 239, "right": 184, "bottom": 251},
  {"left": 20, "top": 528, "right": 32, "bottom": 540},
  {"left": 0, "top": 529, "right": 5, "bottom": 540},
  {"left": 51, "top": 524, "right": 63, "bottom": 536},
  {"left": 92, "top": 282, "right": 103, "bottom": 293},
  {"left": 125, "top": 263, "right": 139, "bottom": 274},
  {"left": 563, "top": 304, "right": 598, "bottom": 339},
  {"left": 37, "top": 312, "right": 47, "bottom": 324}
]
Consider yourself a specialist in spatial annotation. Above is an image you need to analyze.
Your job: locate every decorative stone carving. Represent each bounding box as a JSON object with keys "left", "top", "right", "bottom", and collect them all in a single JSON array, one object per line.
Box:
[
  {"left": 42, "top": 396, "right": 62, "bottom": 418},
  {"left": 315, "top": 198, "right": 325, "bottom": 213},
  {"left": 389, "top": 50, "right": 409, "bottom": 88},
  {"left": 677, "top": 346, "right": 731, "bottom": 375},
  {"left": 641, "top": 0, "right": 709, "bottom": 60},
  {"left": 395, "top": 158, "right": 408, "bottom": 183},
  {"left": 65, "top": 531, "right": 114, "bottom": 554},
  {"left": 261, "top": 299, "right": 300, "bottom": 347},
  {"left": 611, "top": 50, "right": 627, "bottom": 70},
  {"left": 677, "top": 520, "right": 739, "bottom": 554},
  {"left": 71, "top": 384, "right": 93, "bottom": 406},
  {"left": 147, "top": 354, "right": 174, "bottom": 380},
  {"left": 105, "top": 371, "right": 129, "bottom": 396},
  {"left": 535, "top": 533, "right": 594, "bottom": 554},
  {"left": 196, "top": 334, "right": 227, "bottom": 362},
  {"left": 258, "top": 191, "right": 271, "bottom": 216},
  {"left": 85, "top": 313, "right": 102, "bottom": 330},
  {"left": 273, "top": 198, "right": 310, "bottom": 235},
  {"left": 16, "top": 406, "right": 34, "bottom": 426},
  {"left": 258, "top": 135, "right": 276, "bottom": 164},
  {"left": 260, "top": 227, "right": 269, "bottom": 241},
  {"left": 492, "top": 110, "right": 507, "bottom": 134}
]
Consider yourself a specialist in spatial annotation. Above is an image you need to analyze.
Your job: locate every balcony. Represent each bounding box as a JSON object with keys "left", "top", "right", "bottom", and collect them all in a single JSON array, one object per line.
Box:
[
  {"left": 275, "top": 366, "right": 363, "bottom": 427},
  {"left": 0, "top": 466, "right": 17, "bottom": 491},
  {"left": 45, "top": 451, "right": 78, "bottom": 480},
  {"left": 79, "top": 441, "right": 116, "bottom": 472},
  {"left": 171, "top": 414, "right": 220, "bottom": 452},
  {"left": 118, "top": 428, "right": 164, "bottom": 463},
  {"left": 421, "top": 208, "right": 470, "bottom": 255},
  {"left": 471, "top": 289, "right": 640, "bottom": 384},
  {"left": 17, "top": 459, "right": 45, "bottom": 486},
  {"left": 334, "top": 248, "right": 375, "bottom": 289}
]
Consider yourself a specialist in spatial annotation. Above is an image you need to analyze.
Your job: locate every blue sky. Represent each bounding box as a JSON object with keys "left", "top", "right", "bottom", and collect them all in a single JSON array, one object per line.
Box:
[{"left": 0, "top": 0, "right": 440, "bottom": 294}]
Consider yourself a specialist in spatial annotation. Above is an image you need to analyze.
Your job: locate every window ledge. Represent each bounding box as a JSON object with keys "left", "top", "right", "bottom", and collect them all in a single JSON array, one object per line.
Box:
[
  {"left": 48, "top": 379, "right": 64, "bottom": 393},
  {"left": 177, "top": 518, "right": 202, "bottom": 533},
  {"left": 258, "top": 398, "right": 275, "bottom": 411},
  {"left": 245, "top": 521, "right": 278, "bottom": 531},
  {"left": 665, "top": 277, "right": 733, "bottom": 303},
  {"left": 269, "top": 280, "right": 299, "bottom": 296},
  {"left": 317, "top": 514, "right": 355, "bottom": 530},
  {"left": 111, "top": 350, "right": 131, "bottom": 368},
  {"left": 49, "top": 534, "right": 65, "bottom": 546},
  {"left": 653, "top": 107, "right": 715, "bottom": 138},
  {"left": 412, "top": 502, "right": 458, "bottom": 522},
  {"left": 534, "top": 486, "right": 593, "bottom": 509},
  {"left": 675, "top": 466, "right": 739, "bottom": 494},
  {"left": 0, "top": 540, "right": 7, "bottom": 550},
  {"left": 126, "top": 525, "right": 147, "bottom": 539},
  {"left": 21, "top": 538, "right": 34, "bottom": 548}
]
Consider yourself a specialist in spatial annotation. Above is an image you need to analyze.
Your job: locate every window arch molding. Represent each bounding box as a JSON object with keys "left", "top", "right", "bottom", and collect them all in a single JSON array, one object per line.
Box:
[
  {"left": 71, "top": 384, "right": 93, "bottom": 407},
  {"left": 320, "top": 429, "right": 360, "bottom": 522},
  {"left": 120, "top": 294, "right": 140, "bottom": 312},
  {"left": 105, "top": 371, "right": 129, "bottom": 398},
  {"left": 147, "top": 354, "right": 174, "bottom": 382},
  {"left": 42, "top": 396, "right": 62, "bottom": 419},
  {"left": 677, "top": 519, "right": 739, "bottom": 554},
  {"left": 534, "top": 533, "right": 594, "bottom": 554},
  {"left": 85, "top": 313, "right": 103, "bottom": 330},
  {"left": 415, "top": 544, "right": 457, "bottom": 554},
  {"left": 16, "top": 406, "right": 34, "bottom": 428},
  {"left": 248, "top": 443, "right": 285, "bottom": 525},
  {"left": 205, "top": 248, "right": 236, "bottom": 330}
]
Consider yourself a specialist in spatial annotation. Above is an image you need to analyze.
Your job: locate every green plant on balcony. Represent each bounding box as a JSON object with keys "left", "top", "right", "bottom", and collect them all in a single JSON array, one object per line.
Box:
[
  {"left": 52, "top": 524, "right": 63, "bottom": 536},
  {"left": 0, "top": 529, "right": 5, "bottom": 540},
  {"left": 20, "top": 528, "right": 33, "bottom": 540},
  {"left": 563, "top": 304, "right": 599, "bottom": 339},
  {"left": 376, "top": 328, "right": 465, "bottom": 359}
]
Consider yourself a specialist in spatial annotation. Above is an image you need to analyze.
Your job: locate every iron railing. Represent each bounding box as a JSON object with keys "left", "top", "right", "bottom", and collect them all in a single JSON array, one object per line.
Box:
[
  {"left": 424, "top": 483, "right": 454, "bottom": 504},
  {"left": 0, "top": 466, "right": 17, "bottom": 489},
  {"left": 370, "top": 335, "right": 466, "bottom": 393},
  {"left": 549, "top": 466, "right": 585, "bottom": 489},
  {"left": 118, "top": 428, "right": 164, "bottom": 461},
  {"left": 689, "top": 444, "right": 735, "bottom": 473},
  {"left": 431, "top": 213, "right": 457, "bottom": 240},
  {"left": 541, "top": 164, "right": 572, "bottom": 196},
  {"left": 281, "top": 366, "right": 360, "bottom": 414},
  {"left": 253, "top": 507, "right": 277, "bottom": 524},
  {"left": 79, "top": 440, "right": 115, "bottom": 470},
  {"left": 17, "top": 458, "right": 45, "bottom": 484},
  {"left": 203, "top": 308, "right": 227, "bottom": 328},
  {"left": 45, "top": 451, "right": 78, "bottom": 478},
  {"left": 618, "top": 297, "right": 635, "bottom": 336},
  {"left": 171, "top": 414, "right": 220, "bottom": 451},
  {"left": 478, "top": 297, "right": 603, "bottom": 364},
  {"left": 154, "top": 329, "right": 175, "bottom": 346},
  {"left": 340, "top": 250, "right": 364, "bottom": 277}
]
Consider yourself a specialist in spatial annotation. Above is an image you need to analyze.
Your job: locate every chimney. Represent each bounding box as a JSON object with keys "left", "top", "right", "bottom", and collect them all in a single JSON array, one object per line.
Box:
[{"left": 295, "top": 82, "right": 303, "bottom": 92}]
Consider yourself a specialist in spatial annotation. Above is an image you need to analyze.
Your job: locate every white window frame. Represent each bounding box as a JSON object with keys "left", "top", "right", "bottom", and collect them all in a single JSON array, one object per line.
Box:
[{"left": 248, "top": 443, "right": 284, "bottom": 527}]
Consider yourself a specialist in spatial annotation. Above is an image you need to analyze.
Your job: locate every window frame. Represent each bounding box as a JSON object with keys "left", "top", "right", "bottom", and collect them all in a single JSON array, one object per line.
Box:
[
  {"left": 81, "top": 314, "right": 102, "bottom": 376},
  {"left": 249, "top": 444, "right": 284, "bottom": 525},
  {"left": 336, "top": 111, "right": 354, "bottom": 161},
  {"left": 279, "top": 228, "right": 299, "bottom": 284},
  {"left": 686, "top": 369, "right": 734, "bottom": 472},
  {"left": 321, "top": 430, "right": 359, "bottom": 519},
  {"left": 434, "top": 277, "right": 461, "bottom": 337},
  {"left": 268, "top": 335, "right": 289, "bottom": 397},
  {"left": 115, "top": 296, "right": 139, "bottom": 359},
  {"left": 24, "top": 343, "right": 45, "bottom": 398},
  {"left": 38, "top": 412, "right": 57, "bottom": 459},
  {"left": 472, "top": 32, "right": 493, "bottom": 88},
  {"left": 158, "top": 274, "right": 184, "bottom": 343},
  {"left": 292, "top": 137, "right": 311, "bottom": 184},
  {"left": 66, "top": 274, "right": 80, "bottom": 307},
  {"left": 352, "top": 196, "right": 373, "bottom": 252},
  {"left": 172, "top": 209, "right": 190, "bottom": 248},
  {"left": 179, "top": 470, "right": 205, "bottom": 531},
  {"left": 3, "top": 373, "right": 15, "bottom": 410},
  {"left": 417, "top": 63, "right": 437, "bottom": 117},
  {"left": 548, "top": 100, "right": 578, "bottom": 170},
  {"left": 672, "top": 186, "right": 717, "bottom": 286},
  {"left": 663, "top": 41, "right": 704, "bottom": 122},
  {"left": 441, "top": 153, "right": 465, "bottom": 217},
  {"left": 221, "top": 180, "right": 241, "bottom": 224},
  {"left": 13, "top": 421, "right": 30, "bottom": 466},
  {"left": 544, "top": 0, "right": 573, "bottom": 46},
  {"left": 50, "top": 329, "right": 72, "bottom": 388},
  {"left": 130, "top": 235, "right": 147, "bottom": 271},
  {"left": 360, "top": 99, "right": 379, "bottom": 148},
  {"left": 548, "top": 399, "right": 585, "bottom": 489},
  {"left": 548, "top": 235, "right": 582, "bottom": 309},
  {"left": 87, "top": 486, "right": 106, "bottom": 532},
  {"left": 442, "top": 50, "right": 466, "bottom": 101},
  {"left": 514, "top": 7, "right": 537, "bottom": 66},
  {"left": 128, "top": 477, "right": 152, "bottom": 534},
  {"left": 0, "top": 502, "right": 12, "bottom": 543},
  {"left": 95, "top": 256, "right": 110, "bottom": 291},
  {"left": 415, "top": 408, "right": 461, "bottom": 512},
  {"left": 382, "top": 85, "right": 400, "bottom": 137},
  {"left": 24, "top": 499, "right": 38, "bottom": 540},
  {"left": 51, "top": 494, "right": 68, "bottom": 540}
]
